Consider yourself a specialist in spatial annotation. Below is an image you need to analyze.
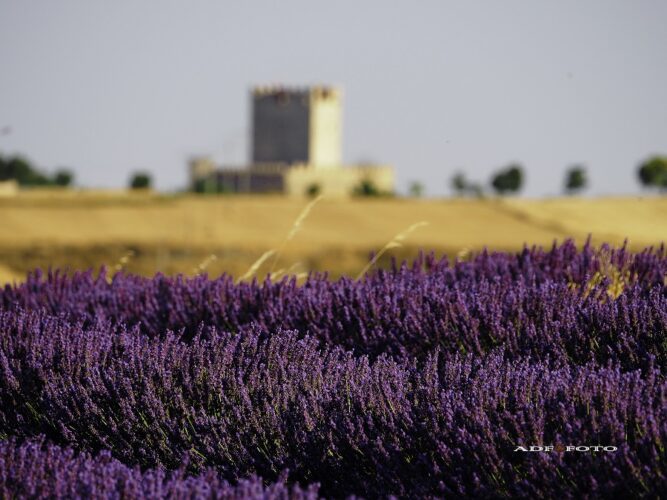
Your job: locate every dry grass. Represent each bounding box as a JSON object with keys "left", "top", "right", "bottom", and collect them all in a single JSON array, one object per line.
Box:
[
  {"left": 570, "top": 247, "right": 638, "bottom": 301},
  {"left": 356, "top": 221, "right": 429, "bottom": 279},
  {"left": 236, "top": 250, "right": 276, "bottom": 283},
  {"left": 0, "top": 193, "right": 665, "bottom": 283}
]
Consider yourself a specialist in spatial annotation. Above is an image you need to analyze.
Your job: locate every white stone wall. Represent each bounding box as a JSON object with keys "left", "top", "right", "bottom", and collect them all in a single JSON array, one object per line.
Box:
[
  {"left": 285, "top": 165, "right": 394, "bottom": 198},
  {"left": 189, "top": 157, "right": 216, "bottom": 183},
  {"left": 309, "top": 88, "right": 342, "bottom": 168}
]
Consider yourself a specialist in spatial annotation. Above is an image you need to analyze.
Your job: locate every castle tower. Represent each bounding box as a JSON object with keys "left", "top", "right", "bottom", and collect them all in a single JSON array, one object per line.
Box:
[
  {"left": 308, "top": 86, "right": 342, "bottom": 168},
  {"left": 251, "top": 85, "right": 341, "bottom": 168}
]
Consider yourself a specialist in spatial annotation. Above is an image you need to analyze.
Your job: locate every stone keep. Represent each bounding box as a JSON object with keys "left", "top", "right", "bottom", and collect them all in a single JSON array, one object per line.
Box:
[
  {"left": 190, "top": 84, "right": 394, "bottom": 197},
  {"left": 251, "top": 86, "right": 342, "bottom": 168}
]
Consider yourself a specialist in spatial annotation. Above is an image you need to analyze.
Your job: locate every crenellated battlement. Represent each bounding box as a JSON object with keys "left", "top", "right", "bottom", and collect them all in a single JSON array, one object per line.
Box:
[{"left": 251, "top": 85, "right": 340, "bottom": 99}]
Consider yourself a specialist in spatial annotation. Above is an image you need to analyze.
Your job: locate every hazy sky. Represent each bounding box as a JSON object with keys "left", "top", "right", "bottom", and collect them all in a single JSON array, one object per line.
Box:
[{"left": 1, "top": 1, "right": 666, "bottom": 196}]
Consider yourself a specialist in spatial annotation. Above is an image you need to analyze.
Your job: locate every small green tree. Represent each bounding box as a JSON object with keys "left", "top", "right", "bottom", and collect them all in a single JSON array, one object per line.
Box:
[
  {"left": 564, "top": 166, "right": 587, "bottom": 194},
  {"left": 408, "top": 181, "right": 424, "bottom": 198},
  {"left": 353, "top": 179, "right": 380, "bottom": 197},
  {"left": 637, "top": 156, "right": 667, "bottom": 190},
  {"left": 450, "top": 172, "right": 468, "bottom": 196},
  {"left": 129, "top": 171, "right": 152, "bottom": 190},
  {"left": 193, "top": 178, "right": 209, "bottom": 194},
  {"left": 491, "top": 164, "right": 524, "bottom": 195},
  {"left": 305, "top": 183, "right": 321, "bottom": 198},
  {"left": 193, "top": 176, "right": 223, "bottom": 194},
  {"left": 53, "top": 169, "right": 74, "bottom": 187},
  {"left": 450, "top": 172, "right": 485, "bottom": 198}
]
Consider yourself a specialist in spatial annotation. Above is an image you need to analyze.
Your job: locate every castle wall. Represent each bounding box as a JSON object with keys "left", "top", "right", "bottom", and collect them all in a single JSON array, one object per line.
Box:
[
  {"left": 188, "top": 157, "right": 216, "bottom": 188},
  {"left": 285, "top": 165, "right": 394, "bottom": 198},
  {"left": 209, "top": 164, "right": 394, "bottom": 197},
  {"left": 216, "top": 168, "right": 285, "bottom": 194},
  {"left": 251, "top": 89, "right": 310, "bottom": 165}
]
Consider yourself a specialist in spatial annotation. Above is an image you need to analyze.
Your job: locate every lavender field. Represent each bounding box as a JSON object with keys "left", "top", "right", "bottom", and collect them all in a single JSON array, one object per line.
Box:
[{"left": 0, "top": 240, "right": 666, "bottom": 498}]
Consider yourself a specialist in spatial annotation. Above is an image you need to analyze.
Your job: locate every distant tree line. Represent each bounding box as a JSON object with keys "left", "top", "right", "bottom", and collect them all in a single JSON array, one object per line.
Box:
[
  {"left": 0, "top": 153, "right": 73, "bottom": 187},
  {"left": 3, "top": 150, "right": 666, "bottom": 196},
  {"left": 447, "top": 163, "right": 588, "bottom": 197},
  {"left": 0, "top": 152, "right": 159, "bottom": 191},
  {"left": 320, "top": 155, "right": 667, "bottom": 198},
  {"left": 449, "top": 165, "right": 526, "bottom": 198},
  {"left": 425, "top": 154, "right": 667, "bottom": 198}
]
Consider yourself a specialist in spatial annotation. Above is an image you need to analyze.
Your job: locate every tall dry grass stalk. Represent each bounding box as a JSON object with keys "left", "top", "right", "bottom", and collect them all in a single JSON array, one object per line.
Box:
[
  {"left": 193, "top": 254, "right": 217, "bottom": 275},
  {"left": 106, "top": 250, "right": 135, "bottom": 284},
  {"left": 236, "top": 249, "right": 276, "bottom": 284},
  {"left": 270, "top": 195, "right": 324, "bottom": 272},
  {"left": 271, "top": 262, "right": 305, "bottom": 281},
  {"left": 287, "top": 195, "right": 323, "bottom": 241},
  {"left": 456, "top": 247, "right": 471, "bottom": 261},
  {"left": 235, "top": 197, "right": 323, "bottom": 283},
  {"left": 234, "top": 196, "right": 325, "bottom": 283},
  {"left": 356, "top": 221, "right": 429, "bottom": 280}
]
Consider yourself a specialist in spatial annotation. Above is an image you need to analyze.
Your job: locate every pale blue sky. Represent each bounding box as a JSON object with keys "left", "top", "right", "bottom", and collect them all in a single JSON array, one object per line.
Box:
[{"left": 1, "top": 1, "right": 666, "bottom": 196}]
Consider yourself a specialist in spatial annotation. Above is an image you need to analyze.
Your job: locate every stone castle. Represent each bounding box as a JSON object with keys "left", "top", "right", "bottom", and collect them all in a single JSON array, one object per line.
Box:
[{"left": 189, "top": 85, "right": 394, "bottom": 197}]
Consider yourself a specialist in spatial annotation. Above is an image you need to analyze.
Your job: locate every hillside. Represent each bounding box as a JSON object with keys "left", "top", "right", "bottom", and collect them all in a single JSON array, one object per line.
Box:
[{"left": 0, "top": 193, "right": 665, "bottom": 281}]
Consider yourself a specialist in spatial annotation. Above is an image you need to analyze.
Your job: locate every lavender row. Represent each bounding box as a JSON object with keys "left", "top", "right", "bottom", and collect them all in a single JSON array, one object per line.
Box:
[
  {"left": 0, "top": 437, "right": 320, "bottom": 500},
  {"left": 1, "top": 313, "right": 665, "bottom": 498},
  {"left": 2, "top": 241, "right": 665, "bottom": 368}
]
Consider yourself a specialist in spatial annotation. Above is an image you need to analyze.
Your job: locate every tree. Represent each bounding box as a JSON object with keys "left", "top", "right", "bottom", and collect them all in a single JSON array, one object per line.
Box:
[
  {"left": 450, "top": 172, "right": 468, "bottom": 196},
  {"left": 353, "top": 179, "right": 380, "bottom": 197},
  {"left": 564, "top": 166, "right": 587, "bottom": 194},
  {"left": 193, "top": 178, "right": 208, "bottom": 194},
  {"left": 0, "top": 153, "right": 71, "bottom": 187},
  {"left": 637, "top": 156, "right": 667, "bottom": 190},
  {"left": 193, "top": 176, "right": 223, "bottom": 194},
  {"left": 491, "top": 164, "right": 524, "bottom": 195},
  {"left": 129, "top": 171, "right": 152, "bottom": 190},
  {"left": 408, "top": 181, "right": 424, "bottom": 198},
  {"left": 53, "top": 169, "right": 74, "bottom": 187},
  {"left": 0, "top": 155, "right": 40, "bottom": 184},
  {"left": 305, "top": 183, "right": 321, "bottom": 198},
  {"left": 450, "top": 172, "right": 484, "bottom": 198}
]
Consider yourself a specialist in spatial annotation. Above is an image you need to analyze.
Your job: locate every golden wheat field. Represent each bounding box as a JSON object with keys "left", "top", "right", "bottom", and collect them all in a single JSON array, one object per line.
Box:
[{"left": 0, "top": 191, "right": 665, "bottom": 284}]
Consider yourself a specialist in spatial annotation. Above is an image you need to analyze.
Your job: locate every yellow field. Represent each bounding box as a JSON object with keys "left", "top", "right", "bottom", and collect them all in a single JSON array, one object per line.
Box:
[{"left": 0, "top": 192, "right": 665, "bottom": 283}]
